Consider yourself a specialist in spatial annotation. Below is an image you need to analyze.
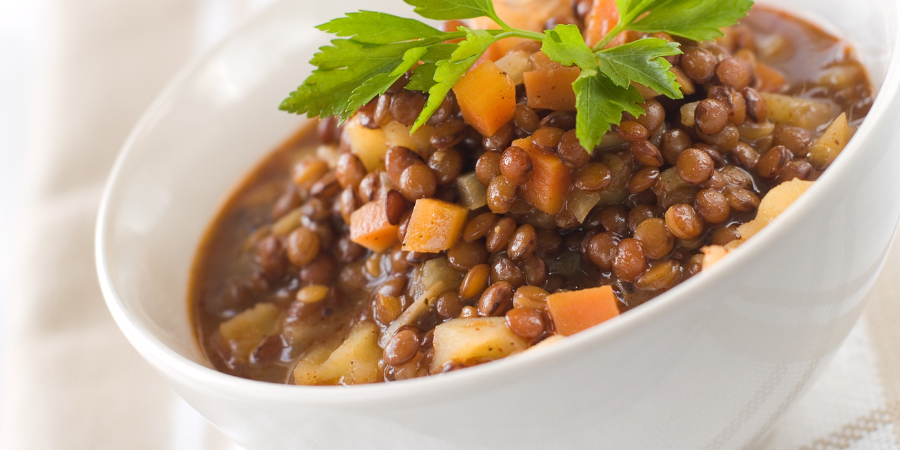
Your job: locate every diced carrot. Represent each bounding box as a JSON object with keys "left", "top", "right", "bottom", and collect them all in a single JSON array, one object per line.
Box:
[
  {"left": 516, "top": 138, "right": 572, "bottom": 215},
  {"left": 452, "top": 61, "right": 517, "bottom": 137},
  {"left": 523, "top": 66, "right": 581, "bottom": 111},
  {"left": 584, "top": 0, "right": 626, "bottom": 49},
  {"left": 350, "top": 199, "right": 399, "bottom": 252},
  {"left": 547, "top": 286, "right": 620, "bottom": 336},
  {"left": 402, "top": 198, "right": 469, "bottom": 253}
]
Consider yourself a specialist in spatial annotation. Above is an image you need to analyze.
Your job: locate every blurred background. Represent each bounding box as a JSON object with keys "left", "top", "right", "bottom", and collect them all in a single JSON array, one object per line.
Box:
[
  {"left": 0, "top": 0, "right": 45, "bottom": 411},
  {"left": 0, "top": 0, "right": 273, "bottom": 446}
]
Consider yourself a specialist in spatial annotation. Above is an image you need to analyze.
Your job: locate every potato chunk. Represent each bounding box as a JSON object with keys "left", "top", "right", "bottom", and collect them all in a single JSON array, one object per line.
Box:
[
  {"left": 293, "top": 322, "right": 382, "bottom": 386},
  {"left": 760, "top": 93, "right": 836, "bottom": 129},
  {"left": 219, "top": 302, "right": 281, "bottom": 362},
  {"left": 345, "top": 117, "right": 388, "bottom": 172},
  {"left": 738, "top": 178, "right": 813, "bottom": 240},
  {"left": 430, "top": 317, "right": 527, "bottom": 373}
]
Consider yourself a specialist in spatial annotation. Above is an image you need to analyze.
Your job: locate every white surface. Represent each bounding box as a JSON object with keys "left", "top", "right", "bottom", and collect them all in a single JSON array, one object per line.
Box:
[
  {"left": 0, "top": 0, "right": 47, "bottom": 410},
  {"left": 94, "top": 0, "right": 900, "bottom": 449}
]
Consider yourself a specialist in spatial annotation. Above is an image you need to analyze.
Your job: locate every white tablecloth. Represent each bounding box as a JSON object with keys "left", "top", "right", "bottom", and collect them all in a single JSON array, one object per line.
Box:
[{"left": 1, "top": 0, "right": 899, "bottom": 448}]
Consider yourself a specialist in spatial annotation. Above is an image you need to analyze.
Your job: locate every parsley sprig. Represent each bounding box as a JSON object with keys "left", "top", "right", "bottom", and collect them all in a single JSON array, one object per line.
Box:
[{"left": 281, "top": 0, "right": 752, "bottom": 153}]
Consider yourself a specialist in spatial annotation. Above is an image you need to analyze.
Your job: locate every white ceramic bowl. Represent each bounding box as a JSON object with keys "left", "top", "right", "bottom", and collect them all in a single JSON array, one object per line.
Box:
[{"left": 96, "top": 1, "right": 900, "bottom": 449}]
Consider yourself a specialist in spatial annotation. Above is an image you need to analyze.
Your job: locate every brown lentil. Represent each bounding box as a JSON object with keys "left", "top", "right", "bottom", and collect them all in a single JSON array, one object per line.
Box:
[
  {"left": 508, "top": 224, "right": 537, "bottom": 261},
  {"left": 665, "top": 204, "right": 704, "bottom": 239},
  {"left": 677, "top": 148, "right": 715, "bottom": 185},
  {"left": 399, "top": 164, "right": 437, "bottom": 201},
  {"left": 584, "top": 231, "right": 618, "bottom": 270},
  {"left": 532, "top": 127, "right": 565, "bottom": 149},
  {"left": 389, "top": 91, "right": 426, "bottom": 126},
  {"left": 430, "top": 120, "right": 467, "bottom": 149},
  {"left": 506, "top": 307, "right": 545, "bottom": 340},
  {"left": 428, "top": 148, "right": 463, "bottom": 185},
  {"left": 487, "top": 175, "right": 518, "bottom": 214},
  {"left": 436, "top": 292, "right": 465, "bottom": 320},
  {"left": 635, "top": 259, "right": 683, "bottom": 291},
  {"left": 576, "top": 162, "right": 613, "bottom": 191},
  {"left": 475, "top": 151, "right": 502, "bottom": 186},
  {"left": 630, "top": 140, "right": 664, "bottom": 167},
  {"left": 633, "top": 218, "right": 674, "bottom": 259},
  {"left": 514, "top": 104, "right": 540, "bottom": 132},
  {"left": 615, "top": 121, "right": 649, "bottom": 141},
  {"left": 484, "top": 123, "right": 515, "bottom": 153},
  {"left": 613, "top": 238, "right": 647, "bottom": 282},
  {"left": 486, "top": 217, "right": 517, "bottom": 253},
  {"left": 716, "top": 58, "right": 751, "bottom": 89},
  {"left": 694, "top": 189, "right": 731, "bottom": 223},
  {"left": 710, "top": 225, "right": 741, "bottom": 246},
  {"left": 286, "top": 227, "right": 320, "bottom": 267},
  {"left": 491, "top": 257, "right": 525, "bottom": 288},
  {"left": 681, "top": 47, "right": 718, "bottom": 83},
  {"left": 478, "top": 281, "right": 513, "bottom": 317},
  {"left": 460, "top": 264, "right": 491, "bottom": 300},
  {"left": 384, "top": 329, "right": 420, "bottom": 366},
  {"left": 757, "top": 145, "right": 791, "bottom": 179},
  {"left": 628, "top": 167, "right": 661, "bottom": 194},
  {"left": 447, "top": 240, "right": 489, "bottom": 271},
  {"left": 500, "top": 146, "right": 533, "bottom": 185},
  {"left": 463, "top": 212, "right": 499, "bottom": 243},
  {"left": 724, "top": 186, "right": 761, "bottom": 212}
]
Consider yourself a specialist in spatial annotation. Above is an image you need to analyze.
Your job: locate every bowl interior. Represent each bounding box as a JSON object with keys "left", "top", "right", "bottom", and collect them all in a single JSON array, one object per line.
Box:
[{"left": 97, "top": 0, "right": 898, "bottom": 375}]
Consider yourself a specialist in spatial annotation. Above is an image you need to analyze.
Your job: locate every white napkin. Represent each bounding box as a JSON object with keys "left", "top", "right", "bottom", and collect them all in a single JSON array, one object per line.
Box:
[{"left": 2, "top": 0, "right": 899, "bottom": 448}]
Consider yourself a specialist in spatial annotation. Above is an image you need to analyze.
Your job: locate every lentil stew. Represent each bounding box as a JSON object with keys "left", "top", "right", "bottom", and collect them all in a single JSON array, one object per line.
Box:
[{"left": 190, "top": 4, "right": 874, "bottom": 385}]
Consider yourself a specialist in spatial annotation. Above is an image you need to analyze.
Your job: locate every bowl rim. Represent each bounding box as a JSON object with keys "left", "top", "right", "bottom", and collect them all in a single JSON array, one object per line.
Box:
[{"left": 95, "top": 0, "right": 900, "bottom": 404}]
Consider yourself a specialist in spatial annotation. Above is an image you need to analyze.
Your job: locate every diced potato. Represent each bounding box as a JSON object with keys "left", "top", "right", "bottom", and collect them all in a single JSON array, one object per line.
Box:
[
  {"left": 670, "top": 67, "right": 696, "bottom": 96},
  {"left": 316, "top": 144, "right": 340, "bottom": 169},
  {"left": 807, "top": 113, "right": 854, "bottom": 170},
  {"left": 701, "top": 245, "right": 729, "bottom": 270},
  {"left": 517, "top": 138, "right": 573, "bottom": 215},
  {"left": 383, "top": 121, "right": 434, "bottom": 157},
  {"left": 529, "top": 334, "right": 564, "bottom": 351},
  {"left": 350, "top": 199, "right": 399, "bottom": 252},
  {"left": 453, "top": 61, "right": 517, "bottom": 137},
  {"left": 737, "top": 120, "right": 776, "bottom": 141},
  {"left": 737, "top": 178, "right": 814, "bottom": 240},
  {"left": 456, "top": 172, "right": 488, "bottom": 210},
  {"left": 430, "top": 317, "right": 528, "bottom": 373},
  {"left": 565, "top": 188, "right": 602, "bottom": 223},
  {"left": 816, "top": 65, "right": 862, "bottom": 90},
  {"left": 494, "top": 50, "right": 534, "bottom": 85},
  {"left": 547, "top": 286, "right": 619, "bottom": 336},
  {"left": 402, "top": 199, "right": 469, "bottom": 253},
  {"left": 292, "top": 158, "right": 330, "bottom": 188},
  {"left": 293, "top": 322, "right": 382, "bottom": 386},
  {"left": 524, "top": 66, "right": 581, "bottom": 111},
  {"left": 219, "top": 303, "right": 281, "bottom": 362},
  {"left": 344, "top": 117, "right": 388, "bottom": 172},
  {"left": 271, "top": 208, "right": 304, "bottom": 236},
  {"left": 380, "top": 260, "right": 460, "bottom": 347},
  {"left": 680, "top": 101, "right": 699, "bottom": 127},
  {"left": 761, "top": 93, "right": 836, "bottom": 129},
  {"left": 421, "top": 257, "right": 465, "bottom": 296}
]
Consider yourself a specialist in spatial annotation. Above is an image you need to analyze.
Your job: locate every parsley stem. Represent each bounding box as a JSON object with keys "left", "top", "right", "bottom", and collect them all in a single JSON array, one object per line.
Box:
[{"left": 592, "top": 23, "right": 627, "bottom": 52}]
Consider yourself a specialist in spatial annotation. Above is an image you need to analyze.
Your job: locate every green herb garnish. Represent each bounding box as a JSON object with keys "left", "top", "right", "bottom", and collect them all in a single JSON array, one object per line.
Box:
[{"left": 280, "top": 0, "right": 753, "bottom": 152}]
